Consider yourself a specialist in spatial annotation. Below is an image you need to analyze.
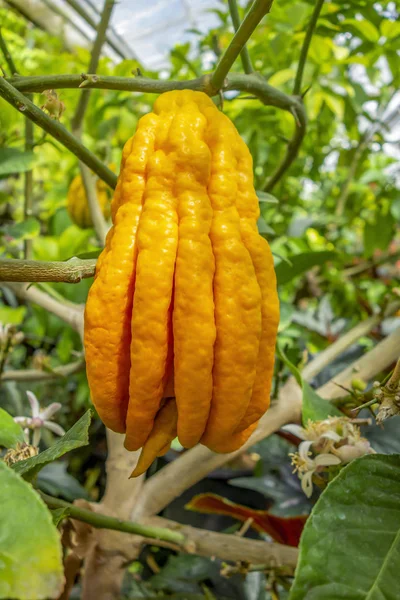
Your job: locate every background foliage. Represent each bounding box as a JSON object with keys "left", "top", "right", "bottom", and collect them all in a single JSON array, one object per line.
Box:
[{"left": 0, "top": 0, "right": 399, "bottom": 598}]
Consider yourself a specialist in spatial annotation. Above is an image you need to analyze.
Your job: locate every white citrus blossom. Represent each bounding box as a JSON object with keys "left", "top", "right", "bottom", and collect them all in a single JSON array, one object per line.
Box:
[
  {"left": 14, "top": 391, "right": 65, "bottom": 447},
  {"left": 290, "top": 440, "right": 341, "bottom": 498},
  {"left": 285, "top": 416, "right": 375, "bottom": 497}
]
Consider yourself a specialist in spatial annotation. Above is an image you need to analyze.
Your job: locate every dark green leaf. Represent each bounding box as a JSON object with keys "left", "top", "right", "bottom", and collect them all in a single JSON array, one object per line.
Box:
[
  {"left": 0, "top": 148, "right": 35, "bottom": 177},
  {"left": 275, "top": 251, "right": 338, "bottom": 285},
  {"left": 0, "top": 461, "right": 63, "bottom": 597},
  {"left": 290, "top": 455, "right": 400, "bottom": 600},
  {"left": 0, "top": 407, "right": 24, "bottom": 448},
  {"left": 302, "top": 381, "right": 341, "bottom": 423},
  {"left": 37, "top": 461, "right": 90, "bottom": 501},
  {"left": 13, "top": 410, "right": 92, "bottom": 481}
]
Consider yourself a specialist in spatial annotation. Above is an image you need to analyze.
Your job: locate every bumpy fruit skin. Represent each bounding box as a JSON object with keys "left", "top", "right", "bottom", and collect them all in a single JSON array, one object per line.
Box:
[
  {"left": 67, "top": 174, "right": 111, "bottom": 229},
  {"left": 84, "top": 90, "right": 280, "bottom": 477}
]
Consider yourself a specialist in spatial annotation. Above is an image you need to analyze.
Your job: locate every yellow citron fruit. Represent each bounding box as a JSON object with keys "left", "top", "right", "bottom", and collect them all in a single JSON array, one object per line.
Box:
[
  {"left": 84, "top": 90, "right": 280, "bottom": 476},
  {"left": 67, "top": 172, "right": 112, "bottom": 229}
]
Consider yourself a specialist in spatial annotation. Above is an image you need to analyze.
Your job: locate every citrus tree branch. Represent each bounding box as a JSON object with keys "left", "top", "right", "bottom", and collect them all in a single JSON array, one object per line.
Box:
[
  {"left": 317, "top": 323, "right": 400, "bottom": 399},
  {"left": 63, "top": 0, "right": 127, "bottom": 60},
  {"left": 142, "top": 516, "right": 299, "bottom": 567},
  {"left": 24, "top": 93, "right": 34, "bottom": 259},
  {"left": 4, "top": 282, "right": 84, "bottom": 334},
  {"left": 136, "top": 314, "right": 400, "bottom": 517},
  {"left": 228, "top": 0, "right": 253, "bottom": 75},
  {"left": 0, "top": 28, "right": 18, "bottom": 75},
  {"left": 0, "top": 76, "right": 117, "bottom": 189},
  {"left": 1, "top": 360, "right": 85, "bottom": 381},
  {"left": 302, "top": 301, "right": 400, "bottom": 381},
  {"left": 71, "top": 0, "right": 115, "bottom": 244},
  {"left": 292, "top": 0, "right": 325, "bottom": 95},
  {"left": 40, "top": 492, "right": 186, "bottom": 546},
  {"left": 263, "top": 104, "right": 306, "bottom": 191},
  {"left": 133, "top": 377, "right": 302, "bottom": 519},
  {"left": 210, "top": 0, "right": 274, "bottom": 92},
  {"left": 6, "top": 72, "right": 306, "bottom": 190},
  {"left": 0, "top": 258, "right": 96, "bottom": 282},
  {"left": 71, "top": 0, "right": 115, "bottom": 134}
]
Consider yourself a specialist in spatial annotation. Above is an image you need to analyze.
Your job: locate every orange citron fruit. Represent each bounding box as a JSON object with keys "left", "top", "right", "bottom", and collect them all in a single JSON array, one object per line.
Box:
[{"left": 84, "top": 90, "right": 280, "bottom": 476}]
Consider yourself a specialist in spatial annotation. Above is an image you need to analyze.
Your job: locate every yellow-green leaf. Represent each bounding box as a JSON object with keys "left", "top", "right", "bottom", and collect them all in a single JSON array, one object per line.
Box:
[{"left": 0, "top": 461, "right": 64, "bottom": 598}]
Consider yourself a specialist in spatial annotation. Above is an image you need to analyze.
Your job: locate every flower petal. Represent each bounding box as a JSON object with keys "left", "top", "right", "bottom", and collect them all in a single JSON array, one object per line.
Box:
[
  {"left": 40, "top": 402, "right": 62, "bottom": 420},
  {"left": 32, "top": 428, "right": 42, "bottom": 447},
  {"left": 26, "top": 391, "right": 40, "bottom": 418},
  {"left": 315, "top": 453, "right": 341, "bottom": 467},
  {"left": 281, "top": 424, "right": 307, "bottom": 440},
  {"left": 300, "top": 470, "right": 315, "bottom": 498},
  {"left": 43, "top": 421, "right": 65, "bottom": 436},
  {"left": 298, "top": 440, "right": 314, "bottom": 461},
  {"left": 320, "top": 431, "right": 342, "bottom": 442}
]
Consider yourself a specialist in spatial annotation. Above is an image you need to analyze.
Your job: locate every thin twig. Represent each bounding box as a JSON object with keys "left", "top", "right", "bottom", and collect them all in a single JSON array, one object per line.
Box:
[
  {"left": 0, "top": 28, "right": 18, "bottom": 75},
  {"left": 1, "top": 360, "right": 85, "bottom": 382},
  {"left": 302, "top": 301, "right": 400, "bottom": 382},
  {"left": 24, "top": 93, "right": 34, "bottom": 259},
  {"left": 317, "top": 323, "right": 400, "bottom": 399},
  {"left": 4, "top": 283, "right": 83, "bottom": 334},
  {"left": 228, "top": 0, "right": 253, "bottom": 74},
  {"left": 0, "top": 76, "right": 116, "bottom": 189},
  {"left": 292, "top": 0, "right": 325, "bottom": 96},
  {"left": 63, "top": 0, "right": 129, "bottom": 60},
  {"left": 0, "top": 257, "right": 97, "bottom": 282},
  {"left": 41, "top": 0, "right": 92, "bottom": 43},
  {"left": 79, "top": 165, "right": 108, "bottom": 244},
  {"left": 6, "top": 72, "right": 306, "bottom": 190},
  {"left": 263, "top": 102, "right": 306, "bottom": 191},
  {"left": 71, "top": 0, "right": 115, "bottom": 135},
  {"left": 210, "top": 0, "right": 273, "bottom": 92},
  {"left": 39, "top": 492, "right": 186, "bottom": 546},
  {"left": 71, "top": 0, "right": 115, "bottom": 244}
]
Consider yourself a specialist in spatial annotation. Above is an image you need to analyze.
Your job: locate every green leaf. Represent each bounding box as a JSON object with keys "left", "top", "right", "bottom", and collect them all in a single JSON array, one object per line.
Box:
[
  {"left": 0, "top": 148, "right": 35, "bottom": 177},
  {"left": 381, "top": 20, "right": 400, "bottom": 40},
  {"left": 257, "top": 215, "right": 275, "bottom": 235},
  {"left": 4, "top": 217, "right": 40, "bottom": 241},
  {"left": 13, "top": 410, "right": 92, "bottom": 481},
  {"left": 50, "top": 507, "right": 70, "bottom": 527},
  {"left": 277, "top": 345, "right": 341, "bottom": 423},
  {"left": 0, "top": 306, "right": 26, "bottom": 325},
  {"left": 268, "top": 68, "right": 295, "bottom": 87},
  {"left": 0, "top": 408, "right": 24, "bottom": 448},
  {"left": 0, "top": 461, "right": 63, "bottom": 598},
  {"left": 256, "top": 190, "right": 279, "bottom": 204},
  {"left": 275, "top": 251, "right": 338, "bottom": 285},
  {"left": 289, "top": 455, "right": 400, "bottom": 600},
  {"left": 302, "top": 381, "right": 341, "bottom": 423},
  {"left": 342, "top": 18, "right": 380, "bottom": 42}
]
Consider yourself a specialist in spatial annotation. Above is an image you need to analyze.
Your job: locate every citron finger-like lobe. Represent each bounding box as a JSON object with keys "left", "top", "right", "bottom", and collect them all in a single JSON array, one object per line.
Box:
[
  {"left": 200, "top": 107, "right": 262, "bottom": 449},
  {"left": 130, "top": 399, "right": 178, "bottom": 478},
  {"left": 84, "top": 114, "right": 158, "bottom": 433}
]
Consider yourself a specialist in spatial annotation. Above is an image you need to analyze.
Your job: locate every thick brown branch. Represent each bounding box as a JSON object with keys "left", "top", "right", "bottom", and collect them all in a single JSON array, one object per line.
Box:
[
  {"left": 0, "top": 258, "right": 97, "bottom": 283},
  {"left": 142, "top": 516, "right": 299, "bottom": 567}
]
